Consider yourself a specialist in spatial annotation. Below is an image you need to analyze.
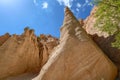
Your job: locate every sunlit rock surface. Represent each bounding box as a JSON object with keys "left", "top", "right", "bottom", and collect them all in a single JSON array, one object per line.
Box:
[
  {"left": 0, "top": 6, "right": 118, "bottom": 80},
  {"left": 33, "top": 7, "right": 117, "bottom": 80},
  {"left": 0, "top": 28, "right": 58, "bottom": 79}
]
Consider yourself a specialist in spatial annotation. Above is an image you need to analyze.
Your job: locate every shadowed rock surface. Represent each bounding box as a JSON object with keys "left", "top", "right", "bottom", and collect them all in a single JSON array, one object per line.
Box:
[
  {"left": 84, "top": 7, "right": 120, "bottom": 79},
  {"left": 33, "top": 7, "right": 117, "bottom": 80},
  {"left": 91, "top": 35, "right": 120, "bottom": 78}
]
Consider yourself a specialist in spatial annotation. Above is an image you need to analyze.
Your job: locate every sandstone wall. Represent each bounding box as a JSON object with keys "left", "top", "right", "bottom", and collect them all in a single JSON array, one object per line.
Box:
[{"left": 0, "top": 29, "right": 58, "bottom": 79}]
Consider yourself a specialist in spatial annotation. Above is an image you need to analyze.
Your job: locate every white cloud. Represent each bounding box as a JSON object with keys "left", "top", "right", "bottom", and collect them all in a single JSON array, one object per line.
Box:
[
  {"left": 57, "top": 0, "right": 73, "bottom": 8},
  {"left": 77, "top": 3, "right": 81, "bottom": 8},
  {"left": 82, "top": 0, "right": 91, "bottom": 7},
  {"left": 76, "top": 8, "right": 79, "bottom": 12},
  {"left": 42, "top": 2, "right": 48, "bottom": 9},
  {"left": 33, "top": 0, "right": 38, "bottom": 6},
  {"left": 85, "top": 0, "right": 89, "bottom": 3}
]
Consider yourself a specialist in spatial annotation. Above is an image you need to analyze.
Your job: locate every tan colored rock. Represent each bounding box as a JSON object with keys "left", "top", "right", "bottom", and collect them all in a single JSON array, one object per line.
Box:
[
  {"left": 0, "top": 33, "right": 11, "bottom": 46},
  {"left": 83, "top": 6, "right": 120, "bottom": 79},
  {"left": 0, "top": 29, "right": 40, "bottom": 79},
  {"left": 83, "top": 6, "right": 109, "bottom": 37},
  {"left": 84, "top": 6, "right": 120, "bottom": 64},
  {"left": 0, "top": 28, "right": 58, "bottom": 79},
  {"left": 38, "top": 34, "right": 59, "bottom": 66},
  {"left": 33, "top": 7, "right": 117, "bottom": 80},
  {"left": 91, "top": 35, "right": 119, "bottom": 64},
  {"left": 79, "top": 19, "right": 84, "bottom": 26},
  {"left": 91, "top": 33, "right": 120, "bottom": 79}
]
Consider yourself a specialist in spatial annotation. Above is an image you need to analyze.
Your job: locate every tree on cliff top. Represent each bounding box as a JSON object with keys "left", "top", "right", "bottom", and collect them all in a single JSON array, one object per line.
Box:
[{"left": 93, "top": 0, "right": 120, "bottom": 48}]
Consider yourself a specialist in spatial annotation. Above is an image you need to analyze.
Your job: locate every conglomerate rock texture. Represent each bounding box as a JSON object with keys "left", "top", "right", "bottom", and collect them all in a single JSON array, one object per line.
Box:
[
  {"left": 33, "top": 7, "right": 117, "bottom": 80},
  {"left": 0, "top": 28, "right": 59, "bottom": 79}
]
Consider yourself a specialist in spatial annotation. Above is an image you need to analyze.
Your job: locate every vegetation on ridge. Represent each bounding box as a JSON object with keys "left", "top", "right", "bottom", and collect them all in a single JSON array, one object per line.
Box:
[{"left": 93, "top": 0, "right": 120, "bottom": 48}]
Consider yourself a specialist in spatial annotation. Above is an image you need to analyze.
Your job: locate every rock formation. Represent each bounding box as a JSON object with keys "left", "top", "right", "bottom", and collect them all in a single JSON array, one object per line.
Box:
[
  {"left": 38, "top": 34, "right": 59, "bottom": 66},
  {"left": 83, "top": 6, "right": 109, "bottom": 37},
  {"left": 0, "top": 33, "right": 11, "bottom": 46},
  {"left": 91, "top": 35, "right": 120, "bottom": 68},
  {"left": 33, "top": 7, "right": 117, "bottom": 80},
  {"left": 0, "top": 28, "right": 58, "bottom": 79},
  {"left": 0, "top": 6, "right": 119, "bottom": 80},
  {"left": 84, "top": 7, "right": 120, "bottom": 79}
]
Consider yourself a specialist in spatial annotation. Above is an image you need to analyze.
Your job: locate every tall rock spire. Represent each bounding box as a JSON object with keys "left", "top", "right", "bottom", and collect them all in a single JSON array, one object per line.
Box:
[
  {"left": 61, "top": 7, "right": 89, "bottom": 42},
  {"left": 33, "top": 7, "right": 117, "bottom": 80},
  {"left": 63, "top": 7, "right": 76, "bottom": 25}
]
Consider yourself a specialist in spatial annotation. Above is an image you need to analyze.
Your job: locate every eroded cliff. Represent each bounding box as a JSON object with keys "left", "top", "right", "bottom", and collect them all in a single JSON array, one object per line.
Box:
[{"left": 0, "top": 28, "right": 59, "bottom": 79}]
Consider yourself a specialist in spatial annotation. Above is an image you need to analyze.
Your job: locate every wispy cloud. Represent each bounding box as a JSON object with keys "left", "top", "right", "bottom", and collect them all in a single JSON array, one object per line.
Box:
[
  {"left": 33, "top": 0, "right": 38, "bottom": 6},
  {"left": 82, "top": 0, "right": 93, "bottom": 8},
  {"left": 76, "top": 8, "right": 79, "bottom": 12},
  {"left": 85, "top": 0, "right": 89, "bottom": 3},
  {"left": 76, "top": 3, "right": 81, "bottom": 13},
  {"left": 57, "top": 0, "right": 73, "bottom": 8},
  {"left": 42, "top": 2, "right": 48, "bottom": 9},
  {"left": 77, "top": 3, "right": 81, "bottom": 8}
]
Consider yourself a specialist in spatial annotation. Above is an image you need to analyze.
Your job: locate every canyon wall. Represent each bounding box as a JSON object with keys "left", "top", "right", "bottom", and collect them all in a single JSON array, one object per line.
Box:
[{"left": 0, "top": 28, "right": 58, "bottom": 79}]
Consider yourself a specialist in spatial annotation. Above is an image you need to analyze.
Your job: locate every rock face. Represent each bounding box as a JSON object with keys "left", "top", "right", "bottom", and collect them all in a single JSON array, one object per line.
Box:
[
  {"left": 91, "top": 35, "right": 120, "bottom": 69},
  {"left": 33, "top": 7, "right": 117, "bottom": 80},
  {"left": 38, "top": 34, "right": 59, "bottom": 66},
  {"left": 83, "top": 7, "right": 109, "bottom": 37},
  {"left": 92, "top": 36, "right": 120, "bottom": 73},
  {"left": 0, "top": 28, "right": 58, "bottom": 79},
  {"left": 84, "top": 7, "right": 120, "bottom": 78},
  {"left": 0, "top": 33, "right": 11, "bottom": 46}
]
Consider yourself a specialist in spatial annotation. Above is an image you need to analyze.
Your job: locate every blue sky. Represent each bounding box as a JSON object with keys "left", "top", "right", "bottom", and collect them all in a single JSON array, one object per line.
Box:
[{"left": 0, "top": 0, "right": 93, "bottom": 38}]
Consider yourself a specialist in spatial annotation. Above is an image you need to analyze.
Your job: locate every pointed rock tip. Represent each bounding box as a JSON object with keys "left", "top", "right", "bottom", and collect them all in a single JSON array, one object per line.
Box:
[
  {"left": 63, "top": 6, "right": 76, "bottom": 25},
  {"left": 64, "top": 6, "right": 69, "bottom": 12},
  {"left": 64, "top": 6, "right": 73, "bottom": 16}
]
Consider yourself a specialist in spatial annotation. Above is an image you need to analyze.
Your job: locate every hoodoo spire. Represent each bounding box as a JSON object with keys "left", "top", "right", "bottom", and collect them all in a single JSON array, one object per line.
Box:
[
  {"left": 63, "top": 7, "right": 77, "bottom": 25},
  {"left": 61, "top": 7, "right": 89, "bottom": 41}
]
